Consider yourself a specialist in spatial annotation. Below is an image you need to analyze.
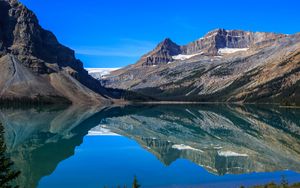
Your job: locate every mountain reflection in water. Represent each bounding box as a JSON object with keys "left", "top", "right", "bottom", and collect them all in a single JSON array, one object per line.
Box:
[{"left": 1, "top": 104, "right": 300, "bottom": 188}]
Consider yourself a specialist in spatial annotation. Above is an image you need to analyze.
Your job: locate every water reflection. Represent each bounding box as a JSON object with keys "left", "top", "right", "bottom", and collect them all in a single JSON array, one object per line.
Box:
[
  {"left": 95, "top": 105, "right": 300, "bottom": 175},
  {"left": 0, "top": 104, "right": 299, "bottom": 188},
  {"left": 0, "top": 105, "right": 105, "bottom": 188}
]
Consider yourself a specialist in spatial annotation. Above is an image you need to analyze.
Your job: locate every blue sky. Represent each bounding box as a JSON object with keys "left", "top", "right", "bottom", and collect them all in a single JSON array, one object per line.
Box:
[{"left": 20, "top": 0, "right": 300, "bottom": 68}]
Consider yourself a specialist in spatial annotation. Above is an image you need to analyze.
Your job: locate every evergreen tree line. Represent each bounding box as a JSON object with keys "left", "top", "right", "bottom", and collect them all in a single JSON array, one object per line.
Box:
[
  {"left": 240, "top": 175, "right": 300, "bottom": 188},
  {"left": 0, "top": 95, "right": 72, "bottom": 107},
  {"left": 103, "top": 175, "right": 141, "bottom": 188},
  {"left": 0, "top": 122, "right": 20, "bottom": 188}
]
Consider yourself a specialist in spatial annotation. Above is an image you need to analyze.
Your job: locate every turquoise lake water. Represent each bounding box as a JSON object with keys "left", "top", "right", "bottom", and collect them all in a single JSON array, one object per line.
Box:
[{"left": 1, "top": 104, "right": 300, "bottom": 187}]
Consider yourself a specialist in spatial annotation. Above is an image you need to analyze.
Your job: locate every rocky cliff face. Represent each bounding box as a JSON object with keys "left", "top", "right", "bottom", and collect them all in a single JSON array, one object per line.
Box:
[
  {"left": 102, "top": 29, "right": 300, "bottom": 105},
  {"left": 136, "top": 38, "right": 181, "bottom": 66},
  {"left": 0, "top": 0, "right": 111, "bottom": 104},
  {"left": 0, "top": 0, "right": 81, "bottom": 74},
  {"left": 182, "top": 29, "right": 285, "bottom": 55},
  {"left": 125, "top": 29, "right": 285, "bottom": 67}
]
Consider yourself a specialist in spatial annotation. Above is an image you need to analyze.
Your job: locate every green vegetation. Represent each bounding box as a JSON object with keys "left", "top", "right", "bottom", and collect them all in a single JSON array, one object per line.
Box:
[
  {"left": 246, "top": 182, "right": 300, "bottom": 188},
  {"left": 0, "top": 122, "right": 20, "bottom": 188},
  {"left": 105, "top": 88, "right": 157, "bottom": 102},
  {"left": 104, "top": 176, "right": 300, "bottom": 188},
  {"left": 0, "top": 95, "right": 72, "bottom": 107},
  {"left": 241, "top": 176, "right": 300, "bottom": 188},
  {"left": 132, "top": 176, "right": 141, "bottom": 188},
  {"left": 103, "top": 176, "right": 141, "bottom": 188}
]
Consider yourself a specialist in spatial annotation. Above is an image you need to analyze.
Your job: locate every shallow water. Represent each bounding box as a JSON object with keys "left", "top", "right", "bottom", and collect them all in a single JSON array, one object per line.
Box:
[{"left": 1, "top": 104, "right": 300, "bottom": 188}]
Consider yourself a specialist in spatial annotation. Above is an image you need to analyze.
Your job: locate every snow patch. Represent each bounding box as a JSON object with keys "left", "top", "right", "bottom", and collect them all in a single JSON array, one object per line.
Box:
[
  {"left": 86, "top": 68, "right": 120, "bottom": 79},
  {"left": 214, "top": 146, "right": 223, "bottom": 149},
  {"left": 172, "top": 144, "right": 203, "bottom": 152},
  {"left": 87, "top": 126, "right": 120, "bottom": 136},
  {"left": 218, "top": 151, "right": 248, "bottom": 157},
  {"left": 218, "top": 48, "right": 248, "bottom": 55},
  {"left": 172, "top": 52, "right": 203, "bottom": 61}
]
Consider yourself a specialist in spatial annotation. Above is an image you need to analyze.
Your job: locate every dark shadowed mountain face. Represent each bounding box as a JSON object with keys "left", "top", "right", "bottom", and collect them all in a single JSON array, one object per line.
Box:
[
  {"left": 102, "top": 29, "right": 300, "bottom": 105},
  {"left": 0, "top": 0, "right": 112, "bottom": 105}
]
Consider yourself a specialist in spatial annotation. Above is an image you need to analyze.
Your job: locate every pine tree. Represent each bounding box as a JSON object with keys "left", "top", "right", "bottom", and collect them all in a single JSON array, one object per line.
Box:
[
  {"left": 281, "top": 175, "right": 289, "bottom": 188},
  {"left": 132, "top": 176, "right": 141, "bottom": 188},
  {"left": 0, "top": 123, "right": 20, "bottom": 188}
]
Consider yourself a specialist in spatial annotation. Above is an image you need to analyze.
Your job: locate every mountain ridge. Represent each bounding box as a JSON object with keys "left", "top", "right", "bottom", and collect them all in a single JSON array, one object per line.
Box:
[
  {"left": 102, "top": 29, "right": 300, "bottom": 105},
  {"left": 128, "top": 28, "right": 288, "bottom": 67}
]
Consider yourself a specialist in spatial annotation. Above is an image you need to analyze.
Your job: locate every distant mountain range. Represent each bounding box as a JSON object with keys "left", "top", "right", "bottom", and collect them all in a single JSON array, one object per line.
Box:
[{"left": 102, "top": 29, "right": 300, "bottom": 105}]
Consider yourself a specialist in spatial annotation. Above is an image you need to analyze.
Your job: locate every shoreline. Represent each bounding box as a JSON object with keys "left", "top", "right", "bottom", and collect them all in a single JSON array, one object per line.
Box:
[{"left": 125, "top": 101, "right": 300, "bottom": 108}]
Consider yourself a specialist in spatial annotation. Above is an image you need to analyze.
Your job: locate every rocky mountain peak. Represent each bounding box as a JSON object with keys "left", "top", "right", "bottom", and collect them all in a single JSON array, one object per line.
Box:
[
  {"left": 204, "top": 28, "right": 226, "bottom": 36},
  {"left": 160, "top": 37, "right": 172, "bottom": 44},
  {"left": 158, "top": 38, "right": 177, "bottom": 49},
  {"left": 136, "top": 38, "right": 181, "bottom": 66},
  {"left": 182, "top": 29, "right": 252, "bottom": 55},
  {"left": 0, "top": 0, "right": 86, "bottom": 74},
  {"left": 183, "top": 29, "right": 285, "bottom": 55},
  {"left": 157, "top": 38, "right": 181, "bottom": 55},
  {"left": 131, "top": 29, "right": 286, "bottom": 67},
  {"left": 0, "top": 0, "right": 112, "bottom": 104}
]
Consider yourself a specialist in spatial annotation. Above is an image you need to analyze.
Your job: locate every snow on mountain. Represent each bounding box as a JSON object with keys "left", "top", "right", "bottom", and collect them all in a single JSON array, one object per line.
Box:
[
  {"left": 172, "top": 144, "right": 204, "bottom": 152},
  {"left": 218, "top": 151, "right": 248, "bottom": 157},
  {"left": 218, "top": 48, "right": 249, "bottom": 55},
  {"left": 172, "top": 52, "right": 203, "bottom": 60},
  {"left": 88, "top": 125, "right": 120, "bottom": 136},
  {"left": 85, "top": 68, "right": 120, "bottom": 79}
]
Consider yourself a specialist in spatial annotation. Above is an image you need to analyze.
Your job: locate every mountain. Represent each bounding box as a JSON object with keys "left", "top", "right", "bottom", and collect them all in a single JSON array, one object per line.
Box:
[
  {"left": 136, "top": 38, "right": 182, "bottom": 66},
  {"left": 0, "top": 0, "right": 111, "bottom": 105},
  {"left": 182, "top": 29, "right": 285, "bottom": 55},
  {"left": 102, "top": 29, "right": 300, "bottom": 105}
]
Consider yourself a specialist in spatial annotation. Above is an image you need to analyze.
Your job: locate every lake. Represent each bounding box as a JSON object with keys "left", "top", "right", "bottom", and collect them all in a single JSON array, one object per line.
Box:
[{"left": 1, "top": 104, "right": 300, "bottom": 188}]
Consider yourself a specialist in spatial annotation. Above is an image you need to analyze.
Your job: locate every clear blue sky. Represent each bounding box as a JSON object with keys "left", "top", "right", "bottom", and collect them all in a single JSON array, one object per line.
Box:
[{"left": 20, "top": 0, "right": 300, "bottom": 68}]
